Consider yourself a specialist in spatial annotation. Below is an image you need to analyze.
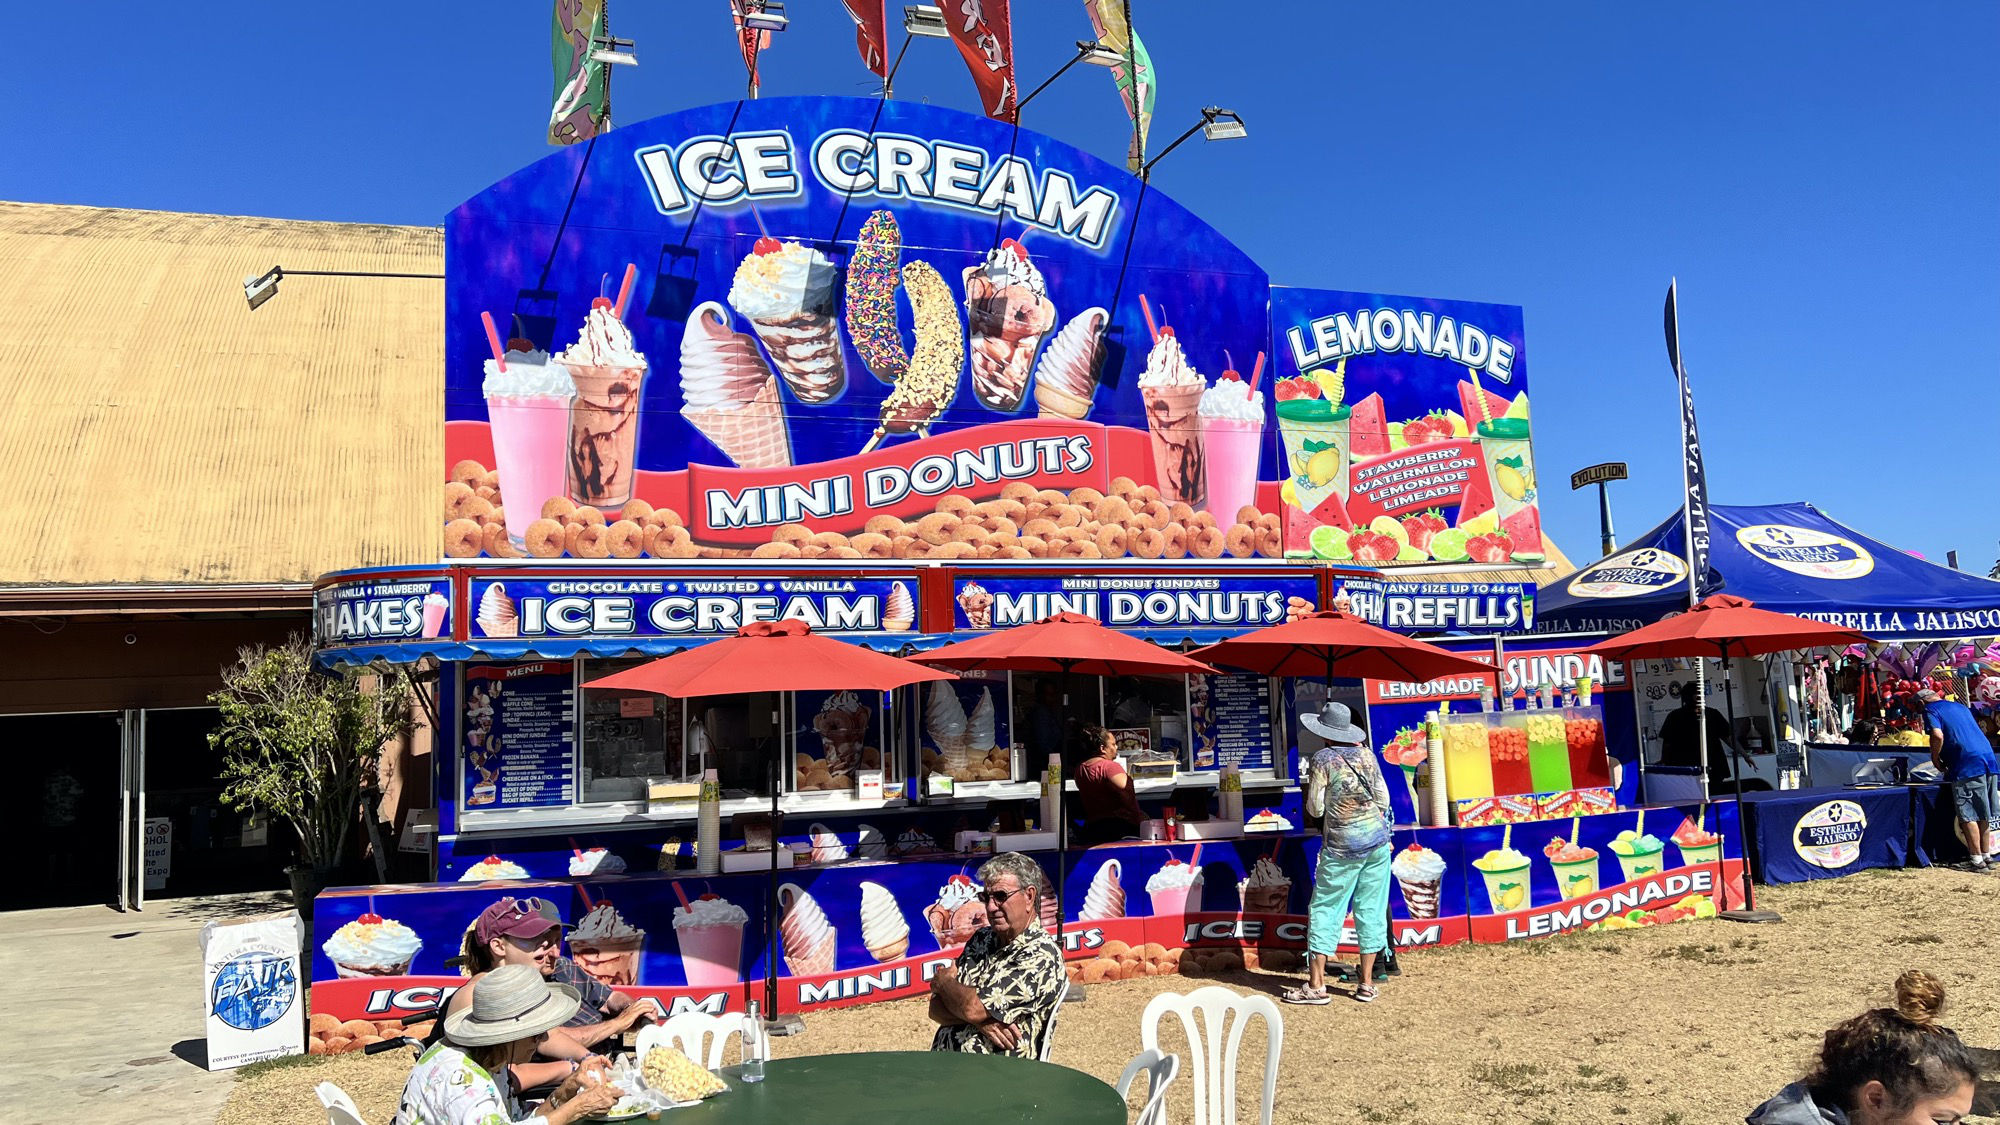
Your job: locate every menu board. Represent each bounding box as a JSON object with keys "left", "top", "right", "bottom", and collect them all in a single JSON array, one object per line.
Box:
[
  {"left": 1192, "top": 674, "right": 1275, "bottom": 773},
  {"left": 463, "top": 663, "right": 576, "bottom": 810}
]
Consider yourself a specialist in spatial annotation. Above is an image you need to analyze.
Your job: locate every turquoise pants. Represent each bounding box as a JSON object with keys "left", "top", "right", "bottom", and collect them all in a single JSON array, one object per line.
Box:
[{"left": 1307, "top": 842, "right": 1393, "bottom": 957}]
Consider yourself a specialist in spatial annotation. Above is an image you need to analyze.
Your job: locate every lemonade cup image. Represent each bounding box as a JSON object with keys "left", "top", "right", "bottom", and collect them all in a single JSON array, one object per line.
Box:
[
  {"left": 1608, "top": 831, "right": 1667, "bottom": 883},
  {"left": 1672, "top": 817, "right": 1724, "bottom": 868},
  {"left": 1473, "top": 848, "right": 1532, "bottom": 913},
  {"left": 1276, "top": 399, "right": 1351, "bottom": 515},
  {"left": 1475, "top": 418, "right": 1543, "bottom": 561},
  {"left": 1543, "top": 841, "right": 1600, "bottom": 900}
]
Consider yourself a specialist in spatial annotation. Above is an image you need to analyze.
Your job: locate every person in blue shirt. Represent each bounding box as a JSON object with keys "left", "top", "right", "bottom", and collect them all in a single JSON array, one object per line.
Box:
[{"left": 1921, "top": 688, "right": 1999, "bottom": 869}]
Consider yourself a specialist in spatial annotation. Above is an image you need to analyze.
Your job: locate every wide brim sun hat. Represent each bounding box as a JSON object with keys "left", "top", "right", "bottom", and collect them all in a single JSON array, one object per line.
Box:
[
  {"left": 441, "top": 963, "right": 582, "bottom": 1047},
  {"left": 1299, "top": 702, "right": 1366, "bottom": 745}
]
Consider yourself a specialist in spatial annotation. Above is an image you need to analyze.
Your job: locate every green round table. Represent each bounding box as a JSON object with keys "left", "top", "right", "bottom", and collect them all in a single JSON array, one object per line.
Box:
[{"left": 643, "top": 1051, "right": 1126, "bottom": 1123}]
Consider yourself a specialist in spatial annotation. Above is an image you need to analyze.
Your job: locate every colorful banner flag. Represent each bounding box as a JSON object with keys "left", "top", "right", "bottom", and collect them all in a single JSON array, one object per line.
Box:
[
  {"left": 549, "top": 0, "right": 611, "bottom": 145},
  {"left": 840, "top": 0, "right": 889, "bottom": 78},
  {"left": 940, "top": 0, "right": 1018, "bottom": 121},
  {"left": 1084, "top": 0, "right": 1155, "bottom": 173},
  {"left": 732, "top": 0, "right": 773, "bottom": 93},
  {"left": 1664, "top": 279, "right": 1711, "bottom": 596}
]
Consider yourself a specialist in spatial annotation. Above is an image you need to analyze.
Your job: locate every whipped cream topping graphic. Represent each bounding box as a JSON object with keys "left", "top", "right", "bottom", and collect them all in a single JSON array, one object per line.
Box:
[
  {"left": 1145, "top": 859, "right": 1203, "bottom": 892},
  {"left": 968, "top": 243, "right": 1046, "bottom": 296},
  {"left": 1138, "top": 332, "right": 1203, "bottom": 388},
  {"left": 925, "top": 681, "right": 968, "bottom": 747},
  {"left": 568, "top": 848, "right": 626, "bottom": 876},
  {"left": 729, "top": 241, "right": 836, "bottom": 321},
  {"left": 934, "top": 875, "right": 980, "bottom": 913},
  {"left": 322, "top": 915, "right": 423, "bottom": 969},
  {"left": 859, "top": 882, "right": 910, "bottom": 948},
  {"left": 818, "top": 692, "right": 863, "bottom": 717},
  {"left": 679, "top": 301, "right": 775, "bottom": 409},
  {"left": 1034, "top": 308, "right": 1108, "bottom": 397},
  {"left": 957, "top": 580, "right": 991, "bottom": 604},
  {"left": 573, "top": 901, "right": 643, "bottom": 942},
  {"left": 423, "top": 591, "right": 449, "bottom": 611},
  {"left": 1239, "top": 856, "right": 1289, "bottom": 888},
  {"left": 673, "top": 894, "right": 749, "bottom": 930},
  {"left": 779, "top": 883, "right": 834, "bottom": 959},
  {"left": 458, "top": 857, "right": 528, "bottom": 881},
  {"left": 966, "top": 688, "right": 996, "bottom": 752},
  {"left": 1080, "top": 859, "right": 1125, "bottom": 920},
  {"left": 1199, "top": 379, "right": 1264, "bottom": 422},
  {"left": 482, "top": 346, "right": 575, "bottom": 398},
  {"left": 557, "top": 303, "right": 646, "bottom": 369},
  {"left": 897, "top": 828, "right": 938, "bottom": 853}
]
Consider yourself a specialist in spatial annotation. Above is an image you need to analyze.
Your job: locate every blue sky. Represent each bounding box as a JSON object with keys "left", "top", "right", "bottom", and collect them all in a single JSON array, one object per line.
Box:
[{"left": 10, "top": 2, "right": 1997, "bottom": 571}]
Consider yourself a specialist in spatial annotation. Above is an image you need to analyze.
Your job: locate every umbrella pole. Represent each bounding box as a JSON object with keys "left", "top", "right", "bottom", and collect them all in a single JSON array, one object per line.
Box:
[
  {"left": 1057, "top": 661, "right": 1082, "bottom": 1003},
  {"left": 1718, "top": 645, "right": 1780, "bottom": 923},
  {"left": 765, "top": 702, "right": 804, "bottom": 1034}
]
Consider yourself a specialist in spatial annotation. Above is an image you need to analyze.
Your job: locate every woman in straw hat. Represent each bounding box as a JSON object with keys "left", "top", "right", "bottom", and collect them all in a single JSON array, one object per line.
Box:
[
  {"left": 395, "top": 964, "right": 623, "bottom": 1125},
  {"left": 1284, "top": 701, "right": 1394, "bottom": 1006}
]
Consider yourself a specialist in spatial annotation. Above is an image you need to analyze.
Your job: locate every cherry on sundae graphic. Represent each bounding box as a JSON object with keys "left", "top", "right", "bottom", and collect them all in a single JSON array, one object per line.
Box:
[{"left": 923, "top": 873, "right": 986, "bottom": 949}]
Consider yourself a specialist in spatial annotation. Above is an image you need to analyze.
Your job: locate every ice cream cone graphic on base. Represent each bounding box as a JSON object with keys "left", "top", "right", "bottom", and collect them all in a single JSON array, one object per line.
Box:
[
  {"left": 679, "top": 302, "right": 793, "bottom": 468},
  {"left": 728, "top": 239, "right": 845, "bottom": 404},
  {"left": 963, "top": 240, "right": 1056, "bottom": 412},
  {"left": 778, "top": 883, "right": 838, "bottom": 976},
  {"left": 1034, "top": 308, "right": 1108, "bottom": 419},
  {"left": 881, "top": 581, "right": 915, "bottom": 631},
  {"left": 860, "top": 882, "right": 910, "bottom": 963},
  {"left": 1080, "top": 859, "right": 1126, "bottom": 920}
]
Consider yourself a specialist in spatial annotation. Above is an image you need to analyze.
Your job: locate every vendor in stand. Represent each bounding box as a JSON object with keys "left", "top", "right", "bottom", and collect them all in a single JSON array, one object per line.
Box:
[
  {"left": 1658, "top": 685, "right": 1738, "bottom": 790},
  {"left": 1074, "top": 725, "right": 1144, "bottom": 845},
  {"left": 445, "top": 898, "right": 656, "bottom": 1072}
]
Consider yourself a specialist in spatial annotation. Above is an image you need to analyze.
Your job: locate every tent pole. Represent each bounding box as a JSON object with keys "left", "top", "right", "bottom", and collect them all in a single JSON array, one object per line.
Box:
[
  {"left": 1056, "top": 659, "right": 1083, "bottom": 1003},
  {"left": 1720, "top": 642, "right": 1778, "bottom": 923}
]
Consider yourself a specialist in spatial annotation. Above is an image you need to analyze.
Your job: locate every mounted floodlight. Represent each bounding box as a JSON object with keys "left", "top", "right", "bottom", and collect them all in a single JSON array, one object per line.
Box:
[
  {"left": 591, "top": 34, "right": 637, "bottom": 67},
  {"left": 244, "top": 267, "right": 282, "bottom": 311},
  {"left": 903, "top": 4, "right": 949, "bottom": 38},
  {"left": 237, "top": 265, "right": 442, "bottom": 312},
  {"left": 741, "top": 1, "right": 788, "bottom": 33},
  {"left": 1018, "top": 41, "right": 1122, "bottom": 114},
  {"left": 1201, "top": 107, "right": 1248, "bottom": 141},
  {"left": 1080, "top": 41, "right": 1124, "bottom": 67}
]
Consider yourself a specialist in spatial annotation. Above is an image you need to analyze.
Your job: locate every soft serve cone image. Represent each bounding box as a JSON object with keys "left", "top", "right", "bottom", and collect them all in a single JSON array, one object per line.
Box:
[
  {"left": 1608, "top": 829, "right": 1667, "bottom": 883},
  {"left": 881, "top": 581, "right": 915, "bottom": 631},
  {"left": 729, "top": 237, "right": 845, "bottom": 404},
  {"left": 1673, "top": 815, "right": 1723, "bottom": 867},
  {"left": 673, "top": 892, "right": 748, "bottom": 988},
  {"left": 778, "top": 882, "right": 838, "bottom": 976},
  {"left": 926, "top": 680, "right": 970, "bottom": 772},
  {"left": 811, "top": 691, "right": 871, "bottom": 775},
  {"left": 569, "top": 900, "right": 645, "bottom": 988},
  {"left": 481, "top": 335, "right": 573, "bottom": 547},
  {"left": 679, "top": 301, "right": 793, "bottom": 469},
  {"left": 1236, "top": 856, "right": 1291, "bottom": 914},
  {"left": 1080, "top": 859, "right": 1126, "bottom": 920},
  {"left": 1145, "top": 857, "right": 1204, "bottom": 916},
  {"left": 808, "top": 822, "right": 849, "bottom": 865},
  {"left": 475, "top": 584, "right": 517, "bottom": 638},
  {"left": 855, "top": 823, "right": 889, "bottom": 860},
  {"left": 555, "top": 297, "right": 648, "bottom": 508},
  {"left": 962, "top": 238, "right": 1056, "bottom": 412},
  {"left": 923, "top": 873, "right": 986, "bottom": 949},
  {"left": 859, "top": 881, "right": 911, "bottom": 963},
  {"left": 1137, "top": 313, "right": 1208, "bottom": 507},
  {"left": 1391, "top": 844, "right": 1447, "bottom": 919},
  {"left": 1033, "top": 307, "right": 1109, "bottom": 419},
  {"left": 322, "top": 911, "right": 423, "bottom": 979},
  {"left": 1543, "top": 836, "right": 1600, "bottom": 901},
  {"left": 957, "top": 581, "right": 993, "bottom": 629},
  {"left": 966, "top": 689, "right": 997, "bottom": 760},
  {"left": 1199, "top": 357, "right": 1267, "bottom": 525},
  {"left": 1472, "top": 845, "right": 1532, "bottom": 913}
]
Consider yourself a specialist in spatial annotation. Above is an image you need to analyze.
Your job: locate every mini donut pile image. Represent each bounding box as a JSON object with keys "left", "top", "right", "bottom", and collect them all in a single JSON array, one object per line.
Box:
[
  {"left": 308, "top": 1013, "right": 433, "bottom": 1055},
  {"left": 1064, "top": 939, "right": 1307, "bottom": 984},
  {"left": 796, "top": 745, "right": 883, "bottom": 791}
]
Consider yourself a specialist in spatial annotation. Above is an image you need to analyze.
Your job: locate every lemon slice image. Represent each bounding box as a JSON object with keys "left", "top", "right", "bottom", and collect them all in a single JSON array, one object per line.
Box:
[{"left": 1369, "top": 515, "right": 1408, "bottom": 545}]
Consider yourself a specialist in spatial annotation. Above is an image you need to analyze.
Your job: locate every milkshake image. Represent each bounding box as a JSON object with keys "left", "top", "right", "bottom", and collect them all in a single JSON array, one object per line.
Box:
[
  {"left": 679, "top": 301, "right": 793, "bottom": 469},
  {"left": 1236, "top": 856, "right": 1291, "bottom": 914},
  {"left": 458, "top": 855, "right": 528, "bottom": 881},
  {"left": 1475, "top": 417, "right": 1543, "bottom": 561},
  {"left": 1672, "top": 817, "right": 1723, "bottom": 868},
  {"left": 475, "top": 584, "right": 518, "bottom": 639},
  {"left": 1198, "top": 367, "right": 1266, "bottom": 524},
  {"left": 957, "top": 581, "right": 993, "bottom": 629},
  {"left": 420, "top": 591, "right": 450, "bottom": 639},
  {"left": 728, "top": 237, "right": 845, "bottom": 404},
  {"left": 923, "top": 874, "right": 985, "bottom": 948},
  {"left": 1472, "top": 845, "right": 1532, "bottom": 912},
  {"left": 570, "top": 900, "right": 645, "bottom": 988},
  {"left": 568, "top": 848, "right": 626, "bottom": 876},
  {"left": 859, "top": 881, "right": 911, "bottom": 962},
  {"left": 482, "top": 338, "right": 574, "bottom": 546},
  {"left": 881, "top": 581, "right": 915, "bottom": 631},
  {"left": 1138, "top": 329, "right": 1207, "bottom": 507},
  {"left": 778, "top": 883, "right": 838, "bottom": 976},
  {"left": 555, "top": 299, "right": 649, "bottom": 508},
  {"left": 1080, "top": 859, "right": 1126, "bottom": 920},
  {"left": 1033, "top": 307, "right": 1109, "bottom": 419},
  {"left": 1543, "top": 837, "right": 1600, "bottom": 900},
  {"left": 1608, "top": 830, "right": 1667, "bottom": 884},
  {"left": 1145, "top": 857, "right": 1204, "bottom": 917},
  {"left": 1391, "top": 844, "right": 1447, "bottom": 919},
  {"left": 321, "top": 912, "right": 422, "bottom": 979},
  {"left": 962, "top": 239, "right": 1056, "bottom": 412},
  {"left": 673, "top": 893, "right": 748, "bottom": 988}
]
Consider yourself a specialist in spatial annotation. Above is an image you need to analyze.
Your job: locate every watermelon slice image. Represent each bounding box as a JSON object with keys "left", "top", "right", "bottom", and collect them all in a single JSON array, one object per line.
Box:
[
  {"left": 1501, "top": 505, "right": 1545, "bottom": 560},
  {"left": 1349, "top": 393, "right": 1389, "bottom": 458},
  {"left": 1284, "top": 491, "right": 1355, "bottom": 557},
  {"left": 1456, "top": 380, "right": 1513, "bottom": 431},
  {"left": 1457, "top": 447, "right": 1495, "bottom": 523}
]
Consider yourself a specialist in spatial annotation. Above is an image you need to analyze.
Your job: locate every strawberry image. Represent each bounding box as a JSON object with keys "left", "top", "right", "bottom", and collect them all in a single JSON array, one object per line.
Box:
[
  {"left": 1420, "top": 509, "right": 1448, "bottom": 537},
  {"left": 1350, "top": 531, "right": 1400, "bottom": 563},
  {"left": 1401, "top": 513, "right": 1436, "bottom": 551},
  {"left": 1465, "top": 530, "right": 1515, "bottom": 564},
  {"left": 1274, "top": 375, "right": 1322, "bottom": 402}
]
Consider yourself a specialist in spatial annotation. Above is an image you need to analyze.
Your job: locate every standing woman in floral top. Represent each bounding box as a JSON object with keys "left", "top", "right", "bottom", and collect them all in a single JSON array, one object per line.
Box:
[{"left": 1284, "top": 702, "right": 1394, "bottom": 1005}]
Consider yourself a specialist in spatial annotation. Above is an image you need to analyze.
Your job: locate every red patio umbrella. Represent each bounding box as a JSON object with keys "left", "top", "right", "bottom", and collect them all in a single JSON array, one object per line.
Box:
[
  {"left": 584, "top": 619, "right": 955, "bottom": 1025},
  {"left": 1191, "top": 609, "right": 1498, "bottom": 684},
  {"left": 1580, "top": 594, "right": 1871, "bottom": 916}
]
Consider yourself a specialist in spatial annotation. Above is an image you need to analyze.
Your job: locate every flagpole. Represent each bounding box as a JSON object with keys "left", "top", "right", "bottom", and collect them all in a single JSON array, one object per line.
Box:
[{"left": 1667, "top": 278, "right": 1710, "bottom": 813}]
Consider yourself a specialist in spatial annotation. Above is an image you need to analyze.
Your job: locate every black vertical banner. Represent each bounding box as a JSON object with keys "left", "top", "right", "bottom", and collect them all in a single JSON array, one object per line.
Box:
[{"left": 1665, "top": 279, "right": 1710, "bottom": 600}]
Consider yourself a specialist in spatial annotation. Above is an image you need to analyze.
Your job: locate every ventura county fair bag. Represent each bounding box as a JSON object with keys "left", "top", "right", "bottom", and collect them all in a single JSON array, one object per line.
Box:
[{"left": 199, "top": 910, "right": 306, "bottom": 1070}]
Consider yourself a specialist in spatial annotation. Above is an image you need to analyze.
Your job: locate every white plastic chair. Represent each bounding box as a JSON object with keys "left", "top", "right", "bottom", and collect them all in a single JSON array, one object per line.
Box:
[
  {"left": 639, "top": 1010, "right": 765, "bottom": 1071},
  {"left": 315, "top": 1081, "right": 368, "bottom": 1125},
  {"left": 1140, "top": 985, "right": 1284, "bottom": 1125},
  {"left": 1034, "top": 977, "right": 1071, "bottom": 1062},
  {"left": 1115, "top": 1048, "right": 1182, "bottom": 1125}
]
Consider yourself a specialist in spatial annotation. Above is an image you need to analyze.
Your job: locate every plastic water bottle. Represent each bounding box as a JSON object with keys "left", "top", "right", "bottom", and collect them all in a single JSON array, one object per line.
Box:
[{"left": 742, "top": 1001, "right": 766, "bottom": 1082}]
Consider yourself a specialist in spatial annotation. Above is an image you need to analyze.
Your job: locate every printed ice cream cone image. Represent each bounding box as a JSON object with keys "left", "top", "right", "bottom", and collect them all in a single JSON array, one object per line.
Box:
[
  {"left": 1033, "top": 307, "right": 1108, "bottom": 419},
  {"left": 1543, "top": 836, "right": 1600, "bottom": 901},
  {"left": 808, "top": 822, "right": 848, "bottom": 865},
  {"left": 1137, "top": 306, "right": 1207, "bottom": 507},
  {"left": 1236, "top": 856, "right": 1291, "bottom": 914},
  {"left": 881, "top": 581, "right": 915, "bottom": 631},
  {"left": 570, "top": 900, "right": 645, "bottom": 988},
  {"left": 729, "top": 237, "right": 845, "bottom": 404},
  {"left": 679, "top": 301, "right": 793, "bottom": 469},
  {"left": 859, "top": 881, "right": 911, "bottom": 963},
  {"left": 925, "top": 680, "right": 970, "bottom": 772},
  {"left": 459, "top": 855, "right": 528, "bottom": 882},
  {"left": 963, "top": 239, "right": 1056, "bottom": 412},
  {"left": 1145, "top": 857, "right": 1204, "bottom": 917},
  {"left": 778, "top": 882, "right": 838, "bottom": 976},
  {"left": 322, "top": 912, "right": 422, "bottom": 979},
  {"left": 1080, "top": 859, "right": 1126, "bottom": 920},
  {"left": 845, "top": 211, "right": 909, "bottom": 385},
  {"left": 855, "top": 823, "right": 889, "bottom": 860},
  {"left": 923, "top": 873, "right": 985, "bottom": 949},
  {"left": 865, "top": 261, "right": 963, "bottom": 450},
  {"left": 811, "top": 691, "right": 871, "bottom": 776},
  {"left": 556, "top": 298, "right": 648, "bottom": 508},
  {"left": 1198, "top": 355, "right": 1267, "bottom": 526},
  {"left": 673, "top": 892, "right": 747, "bottom": 988},
  {"left": 1609, "top": 829, "right": 1667, "bottom": 883},
  {"left": 476, "top": 584, "right": 518, "bottom": 638},
  {"left": 1673, "top": 815, "right": 1723, "bottom": 867},
  {"left": 1472, "top": 845, "right": 1532, "bottom": 912},
  {"left": 1391, "top": 844, "right": 1447, "bottom": 919},
  {"left": 957, "top": 581, "right": 993, "bottom": 628}
]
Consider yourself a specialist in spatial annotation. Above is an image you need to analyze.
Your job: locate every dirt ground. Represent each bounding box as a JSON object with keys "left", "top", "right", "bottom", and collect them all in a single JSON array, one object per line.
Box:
[{"left": 224, "top": 866, "right": 2000, "bottom": 1125}]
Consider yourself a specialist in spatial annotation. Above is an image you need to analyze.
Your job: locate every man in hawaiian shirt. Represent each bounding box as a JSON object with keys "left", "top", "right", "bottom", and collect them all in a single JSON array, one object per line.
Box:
[{"left": 928, "top": 851, "right": 1065, "bottom": 1057}]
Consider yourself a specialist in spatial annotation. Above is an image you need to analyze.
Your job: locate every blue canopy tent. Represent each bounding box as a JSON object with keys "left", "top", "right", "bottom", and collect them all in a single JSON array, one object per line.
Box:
[{"left": 1534, "top": 501, "right": 2000, "bottom": 641}]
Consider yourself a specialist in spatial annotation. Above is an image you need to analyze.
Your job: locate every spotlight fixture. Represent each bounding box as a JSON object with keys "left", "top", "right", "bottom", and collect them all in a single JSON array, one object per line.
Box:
[{"left": 903, "top": 4, "right": 949, "bottom": 38}]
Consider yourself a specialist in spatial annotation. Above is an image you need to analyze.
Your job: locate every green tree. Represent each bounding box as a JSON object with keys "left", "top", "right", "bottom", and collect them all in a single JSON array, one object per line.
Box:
[{"left": 209, "top": 635, "right": 412, "bottom": 872}]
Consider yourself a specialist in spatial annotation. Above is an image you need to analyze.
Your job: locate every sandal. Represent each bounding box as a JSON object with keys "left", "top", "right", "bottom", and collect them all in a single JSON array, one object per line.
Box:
[
  {"left": 1354, "top": 985, "right": 1378, "bottom": 1003},
  {"left": 1281, "top": 985, "right": 1332, "bottom": 1006}
]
